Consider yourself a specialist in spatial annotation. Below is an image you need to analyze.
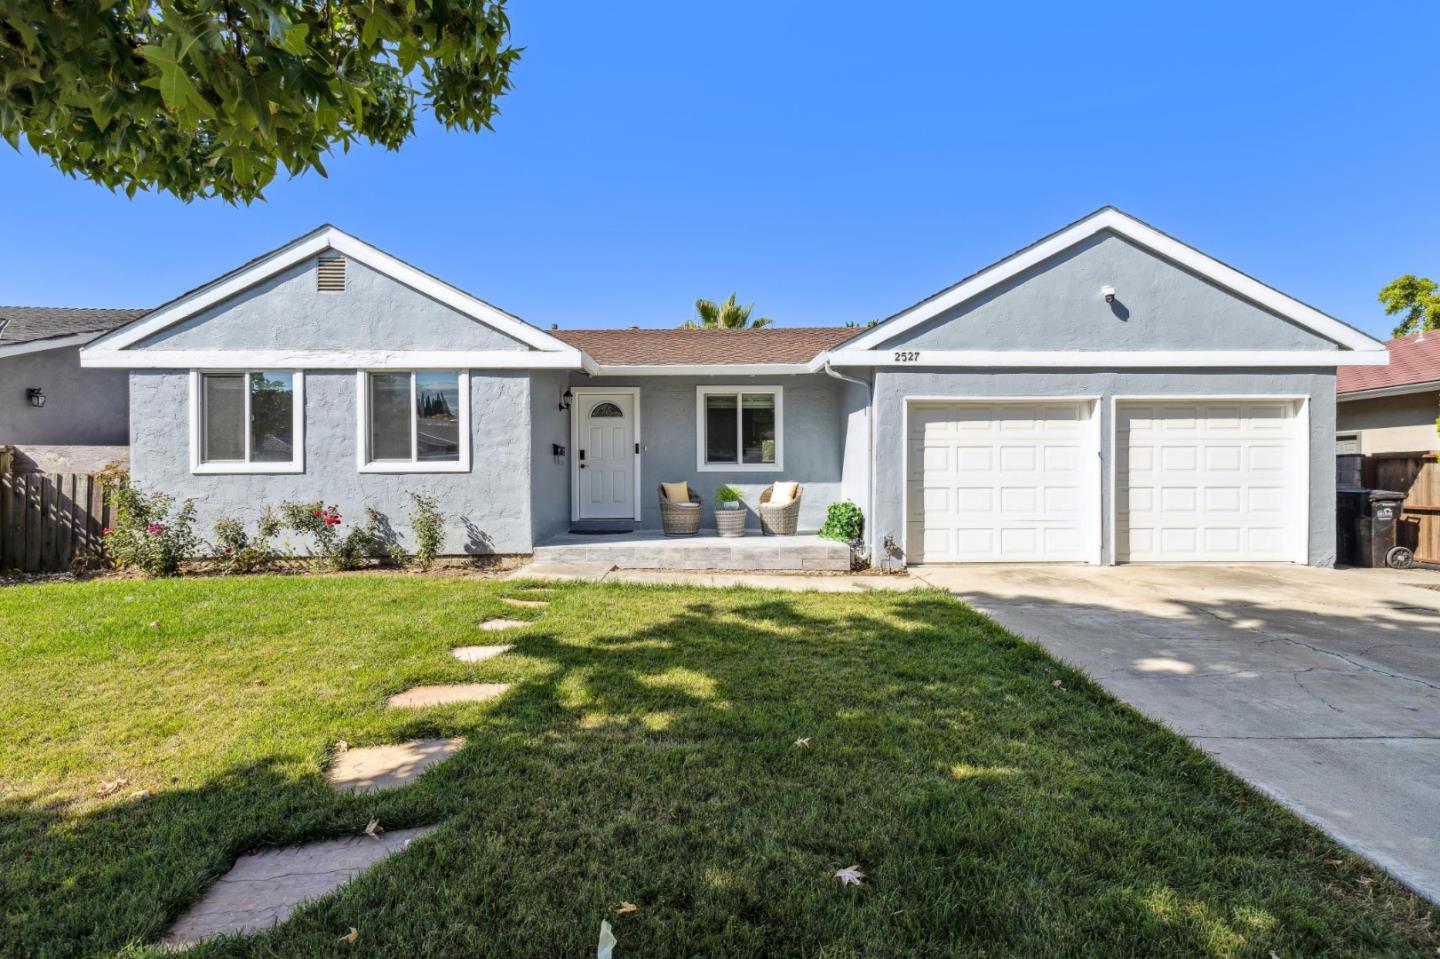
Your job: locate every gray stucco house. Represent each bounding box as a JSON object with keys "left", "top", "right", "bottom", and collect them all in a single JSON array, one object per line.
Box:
[
  {"left": 1, "top": 306, "right": 147, "bottom": 472},
  {"left": 80, "top": 207, "right": 1387, "bottom": 566},
  {"left": 1336, "top": 332, "right": 1440, "bottom": 454}
]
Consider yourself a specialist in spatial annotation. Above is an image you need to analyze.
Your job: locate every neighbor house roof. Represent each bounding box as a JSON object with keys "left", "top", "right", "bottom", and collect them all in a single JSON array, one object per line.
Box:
[
  {"left": 552, "top": 327, "right": 859, "bottom": 368},
  {"left": 0, "top": 306, "right": 150, "bottom": 348},
  {"left": 1338, "top": 332, "right": 1440, "bottom": 397}
]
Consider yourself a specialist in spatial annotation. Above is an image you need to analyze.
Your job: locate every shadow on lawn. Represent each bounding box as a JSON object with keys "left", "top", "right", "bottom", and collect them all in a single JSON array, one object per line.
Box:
[{"left": 3, "top": 587, "right": 1435, "bottom": 959}]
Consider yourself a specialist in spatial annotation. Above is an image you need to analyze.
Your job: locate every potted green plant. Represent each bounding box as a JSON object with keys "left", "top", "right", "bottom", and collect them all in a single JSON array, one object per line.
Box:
[{"left": 713, "top": 485, "right": 746, "bottom": 538}]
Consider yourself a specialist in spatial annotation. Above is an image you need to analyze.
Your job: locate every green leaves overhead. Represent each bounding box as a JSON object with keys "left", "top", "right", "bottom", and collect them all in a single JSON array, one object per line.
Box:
[
  {"left": 1379, "top": 274, "right": 1440, "bottom": 338},
  {"left": 681, "top": 293, "right": 774, "bottom": 329},
  {"left": 0, "top": 1, "right": 520, "bottom": 203}
]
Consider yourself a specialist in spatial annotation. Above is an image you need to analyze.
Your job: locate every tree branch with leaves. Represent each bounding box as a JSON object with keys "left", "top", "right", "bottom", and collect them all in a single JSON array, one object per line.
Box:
[
  {"left": 1379, "top": 274, "right": 1440, "bottom": 338},
  {"left": 681, "top": 293, "right": 772, "bottom": 329},
  {"left": 0, "top": 0, "right": 520, "bottom": 203}
]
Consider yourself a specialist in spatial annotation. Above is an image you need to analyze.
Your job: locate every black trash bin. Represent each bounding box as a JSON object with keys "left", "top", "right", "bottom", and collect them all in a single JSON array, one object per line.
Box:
[{"left": 1338, "top": 487, "right": 1411, "bottom": 568}]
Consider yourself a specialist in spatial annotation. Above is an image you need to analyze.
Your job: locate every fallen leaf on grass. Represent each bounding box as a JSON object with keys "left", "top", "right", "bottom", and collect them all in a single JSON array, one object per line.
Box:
[
  {"left": 364, "top": 817, "right": 383, "bottom": 840},
  {"left": 1324, "top": 859, "right": 1343, "bottom": 867},
  {"left": 834, "top": 865, "right": 866, "bottom": 887},
  {"left": 334, "top": 740, "right": 350, "bottom": 754},
  {"left": 597, "top": 919, "right": 617, "bottom": 959},
  {"left": 129, "top": 787, "right": 155, "bottom": 800},
  {"left": 793, "top": 737, "right": 811, "bottom": 748},
  {"left": 148, "top": 621, "right": 160, "bottom": 629},
  {"left": 1051, "top": 679, "right": 1065, "bottom": 690},
  {"left": 1269, "top": 951, "right": 1280, "bottom": 959},
  {"left": 339, "top": 927, "right": 358, "bottom": 944},
  {"left": 96, "top": 778, "right": 129, "bottom": 797},
  {"left": 614, "top": 901, "right": 638, "bottom": 915},
  {"left": 1356, "top": 876, "right": 1374, "bottom": 886}
]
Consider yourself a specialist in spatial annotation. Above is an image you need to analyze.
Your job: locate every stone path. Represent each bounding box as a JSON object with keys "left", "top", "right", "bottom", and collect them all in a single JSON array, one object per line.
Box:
[
  {"left": 479, "top": 618, "right": 529, "bottom": 631},
  {"left": 451, "top": 644, "right": 514, "bottom": 663},
  {"left": 163, "top": 828, "right": 434, "bottom": 946},
  {"left": 501, "top": 597, "right": 548, "bottom": 608},
  {"left": 386, "top": 684, "right": 510, "bottom": 708},
  {"left": 505, "top": 561, "right": 614, "bottom": 582},
  {"left": 326, "top": 738, "right": 466, "bottom": 793}
]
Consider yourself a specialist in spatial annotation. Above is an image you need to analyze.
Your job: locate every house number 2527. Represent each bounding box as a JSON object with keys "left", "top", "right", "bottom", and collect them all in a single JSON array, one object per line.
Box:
[{"left": 893, "top": 351, "right": 921, "bottom": 363}]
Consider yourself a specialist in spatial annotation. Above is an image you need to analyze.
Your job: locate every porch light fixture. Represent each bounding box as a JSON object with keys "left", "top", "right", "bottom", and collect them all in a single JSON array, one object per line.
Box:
[
  {"left": 1101, "top": 285, "right": 1116, "bottom": 304},
  {"left": 559, "top": 388, "right": 573, "bottom": 412},
  {"left": 26, "top": 387, "right": 45, "bottom": 408}
]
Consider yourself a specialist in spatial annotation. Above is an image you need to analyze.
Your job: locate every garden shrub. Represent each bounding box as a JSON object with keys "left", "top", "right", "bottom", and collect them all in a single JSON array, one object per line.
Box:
[
  {"left": 211, "top": 509, "right": 282, "bottom": 574},
  {"left": 280, "top": 501, "right": 397, "bottom": 571},
  {"left": 103, "top": 485, "right": 200, "bottom": 577},
  {"left": 818, "top": 500, "right": 864, "bottom": 544},
  {"left": 407, "top": 493, "right": 445, "bottom": 569}
]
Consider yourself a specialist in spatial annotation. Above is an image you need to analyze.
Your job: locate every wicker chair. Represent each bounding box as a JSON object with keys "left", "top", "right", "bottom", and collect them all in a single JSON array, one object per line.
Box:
[
  {"left": 758, "top": 483, "right": 802, "bottom": 536},
  {"left": 658, "top": 483, "right": 703, "bottom": 536}
]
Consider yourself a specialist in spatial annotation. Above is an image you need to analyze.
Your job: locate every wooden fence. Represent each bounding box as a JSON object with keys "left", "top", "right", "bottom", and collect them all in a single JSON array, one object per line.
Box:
[
  {"left": 1344, "top": 451, "right": 1440, "bottom": 564},
  {"left": 0, "top": 465, "right": 113, "bottom": 573}
]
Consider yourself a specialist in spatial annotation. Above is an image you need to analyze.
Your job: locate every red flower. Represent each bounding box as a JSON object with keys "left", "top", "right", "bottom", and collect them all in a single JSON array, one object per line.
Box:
[
  {"left": 313, "top": 509, "right": 323, "bottom": 518},
  {"left": 224, "top": 546, "right": 234, "bottom": 555},
  {"left": 146, "top": 523, "right": 164, "bottom": 535},
  {"left": 101, "top": 527, "right": 112, "bottom": 535}
]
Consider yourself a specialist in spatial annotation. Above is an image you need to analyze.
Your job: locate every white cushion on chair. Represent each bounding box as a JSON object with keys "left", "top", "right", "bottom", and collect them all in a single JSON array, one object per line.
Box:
[{"left": 769, "top": 481, "right": 798, "bottom": 505}]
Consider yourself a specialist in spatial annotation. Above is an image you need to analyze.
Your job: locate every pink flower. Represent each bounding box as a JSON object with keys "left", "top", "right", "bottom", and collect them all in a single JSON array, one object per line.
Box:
[
  {"left": 145, "top": 523, "right": 164, "bottom": 535},
  {"left": 101, "top": 527, "right": 112, "bottom": 536},
  {"left": 224, "top": 546, "right": 234, "bottom": 555}
]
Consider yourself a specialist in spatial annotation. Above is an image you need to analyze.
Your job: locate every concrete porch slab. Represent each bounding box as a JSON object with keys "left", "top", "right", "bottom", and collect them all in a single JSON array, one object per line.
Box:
[
  {"left": 533, "top": 530, "right": 849, "bottom": 571},
  {"left": 162, "top": 827, "right": 434, "bottom": 946}
]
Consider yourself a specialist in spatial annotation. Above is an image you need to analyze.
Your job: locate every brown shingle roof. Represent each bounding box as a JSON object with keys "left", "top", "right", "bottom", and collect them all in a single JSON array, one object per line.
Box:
[
  {"left": 0, "top": 306, "right": 150, "bottom": 346},
  {"left": 1338, "top": 332, "right": 1440, "bottom": 395},
  {"left": 552, "top": 327, "right": 858, "bottom": 366}
]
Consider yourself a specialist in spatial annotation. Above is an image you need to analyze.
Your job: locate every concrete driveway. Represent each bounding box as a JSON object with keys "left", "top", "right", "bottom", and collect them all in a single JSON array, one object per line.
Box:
[{"left": 912, "top": 563, "right": 1440, "bottom": 902}]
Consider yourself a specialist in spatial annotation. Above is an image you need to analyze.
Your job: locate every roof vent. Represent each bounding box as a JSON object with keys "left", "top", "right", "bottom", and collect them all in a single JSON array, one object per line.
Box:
[{"left": 316, "top": 254, "right": 346, "bottom": 293}]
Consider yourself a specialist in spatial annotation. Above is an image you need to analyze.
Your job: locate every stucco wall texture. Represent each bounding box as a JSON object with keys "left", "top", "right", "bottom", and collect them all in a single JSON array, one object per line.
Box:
[
  {"left": 1337, "top": 392, "right": 1439, "bottom": 454},
  {"left": 129, "top": 369, "right": 535, "bottom": 553},
  {"left": 871, "top": 368, "right": 1338, "bottom": 567},
  {"left": 1, "top": 345, "right": 129, "bottom": 445},
  {"left": 135, "top": 257, "right": 530, "bottom": 352},
  {"left": 882, "top": 232, "right": 1343, "bottom": 353}
]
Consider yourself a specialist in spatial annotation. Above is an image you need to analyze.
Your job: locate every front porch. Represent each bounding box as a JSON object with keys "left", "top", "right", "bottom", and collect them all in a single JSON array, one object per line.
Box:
[{"left": 533, "top": 530, "right": 850, "bottom": 571}]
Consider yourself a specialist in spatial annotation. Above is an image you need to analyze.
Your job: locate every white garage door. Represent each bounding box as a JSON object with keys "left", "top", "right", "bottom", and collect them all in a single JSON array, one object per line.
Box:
[
  {"left": 1116, "top": 400, "right": 1304, "bottom": 563},
  {"left": 907, "top": 401, "right": 1098, "bottom": 563}
]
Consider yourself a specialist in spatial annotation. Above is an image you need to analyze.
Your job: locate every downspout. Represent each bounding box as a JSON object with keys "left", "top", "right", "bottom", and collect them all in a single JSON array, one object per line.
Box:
[{"left": 823, "top": 361, "right": 876, "bottom": 564}]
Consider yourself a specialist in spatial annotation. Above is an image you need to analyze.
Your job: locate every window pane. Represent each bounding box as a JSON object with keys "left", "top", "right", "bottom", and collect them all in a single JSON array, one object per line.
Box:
[
  {"left": 368, "top": 372, "right": 412, "bottom": 461},
  {"left": 201, "top": 374, "right": 245, "bottom": 462},
  {"left": 705, "top": 394, "right": 738, "bottom": 464},
  {"left": 415, "top": 372, "right": 461, "bottom": 461},
  {"left": 741, "top": 393, "right": 776, "bottom": 464},
  {"left": 249, "top": 371, "right": 294, "bottom": 462}
]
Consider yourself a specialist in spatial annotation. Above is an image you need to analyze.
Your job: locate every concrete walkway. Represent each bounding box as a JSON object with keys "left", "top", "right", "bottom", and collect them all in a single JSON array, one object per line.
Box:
[{"left": 913, "top": 563, "right": 1440, "bottom": 903}]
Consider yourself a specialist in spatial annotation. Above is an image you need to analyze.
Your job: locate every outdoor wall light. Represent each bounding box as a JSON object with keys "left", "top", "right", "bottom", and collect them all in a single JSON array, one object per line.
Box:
[
  {"left": 559, "top": 388, "right": 573, "bottom": 412},
  {"left": 26, "top": 387, "right": 45, "bottom": 408},
  {"left": 1101, "top": 285, "right": 1116, "bottom": 304}
]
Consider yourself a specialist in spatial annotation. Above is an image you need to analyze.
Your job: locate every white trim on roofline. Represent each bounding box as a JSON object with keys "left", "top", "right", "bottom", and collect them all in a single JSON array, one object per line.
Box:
[
  {"left": 81, "top": 348, "right": 587, "bottom": 370},
  {"left": 839, "top": 207, "right": 1387, "bottom": 356},
  {"left": 1337, "top": 379, "right": 1440, "bottom": 401},
  {"left": 0, "top": 331, "right": 102, "bottom": 359},
  {"left": 82, "top": 225, "right": 577, "bottom": 356},
  {"left": 825, "top": 348, "right": 1389, "bottom": 368}
]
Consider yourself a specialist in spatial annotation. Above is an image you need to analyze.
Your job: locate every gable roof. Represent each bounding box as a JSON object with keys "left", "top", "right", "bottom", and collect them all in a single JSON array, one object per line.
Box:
[
  {"left": 0, "top": 306, "right": 151, "bottom": 358},
  {"left": 1338, "top": 333, "right": 1440, "bottom": 396},
  {"left": 833, "top": 206, "right": 1387, "bottom": 364},
  {"left": 82, "top": 225, "right": 585, "bottom": 369},
  {"left": 553, "top": 327, "right": 856, "bottom": 369}
]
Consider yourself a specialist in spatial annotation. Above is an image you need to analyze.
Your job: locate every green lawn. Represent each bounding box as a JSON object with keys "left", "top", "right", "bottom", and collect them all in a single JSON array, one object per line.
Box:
[{"left": 0, "top": 575, "right": 1434, "bottom": 958}]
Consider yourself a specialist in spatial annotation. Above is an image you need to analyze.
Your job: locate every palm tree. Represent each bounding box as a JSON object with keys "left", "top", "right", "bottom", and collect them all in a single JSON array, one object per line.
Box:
[{"left": 681, "top": 293, "right": 772, "bottom": 329}]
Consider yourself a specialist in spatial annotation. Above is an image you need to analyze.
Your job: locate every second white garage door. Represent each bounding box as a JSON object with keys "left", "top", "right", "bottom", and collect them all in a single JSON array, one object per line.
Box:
[
  {"left": 907, "top": 400, "right": 1099, "bottom": 563},
  {"left": 1116, "top": 400, "right": 1305, "bottom": 563}
]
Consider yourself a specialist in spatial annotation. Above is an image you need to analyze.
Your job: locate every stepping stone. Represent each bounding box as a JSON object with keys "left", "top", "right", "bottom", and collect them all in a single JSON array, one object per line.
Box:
[
  {"left": 501, "top": 597, "right": 548, "bottom": 608},
  {"left": 326, "top": 738, "right": 465, "bottom": 793},
  {"left": 451, "top": 644, "right": 513, "bottom": 663},
  {"left": 386, "top": 684, "right": 510, "bottom": 708},
  {"left": 479, "top": 618, "right": 529, "bottom": 631},
  {"left": 162, "top": 827, "right": 434, "bottom": 946}
]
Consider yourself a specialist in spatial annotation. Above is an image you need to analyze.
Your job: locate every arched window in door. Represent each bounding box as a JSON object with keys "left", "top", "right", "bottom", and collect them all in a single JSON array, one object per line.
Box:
[{"left": 590, "top": 402, "right": 624, "bottom": 418}]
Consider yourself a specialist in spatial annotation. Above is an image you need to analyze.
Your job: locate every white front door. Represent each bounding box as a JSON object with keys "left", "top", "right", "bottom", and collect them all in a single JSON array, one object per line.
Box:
[
  {"left": 1116, "top": 400, "right": 1304, "bottom": 562},
  {"left": 576, "top": 392, "right": 637, "bottom": 519},
  {"left": 906, "top": 400, "right": 1099, "bottom": 563}
]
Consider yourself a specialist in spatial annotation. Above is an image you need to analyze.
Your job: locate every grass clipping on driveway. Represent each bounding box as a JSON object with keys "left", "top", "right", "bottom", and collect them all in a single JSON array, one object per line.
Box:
[{"left": 0, "top": 576, "right": 1434, "bottom": 958}]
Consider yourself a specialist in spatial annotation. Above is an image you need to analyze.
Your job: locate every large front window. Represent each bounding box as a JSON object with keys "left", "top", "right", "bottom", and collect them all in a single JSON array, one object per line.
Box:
[
  {"left": 696, "top": 386, "right": 782, "bottom": 471},
  {"left": 192, "top": 370, "right": 303, "bottom": 473},
  {"left": 360, "top": 371, "right": 470, "bottom": 472}
]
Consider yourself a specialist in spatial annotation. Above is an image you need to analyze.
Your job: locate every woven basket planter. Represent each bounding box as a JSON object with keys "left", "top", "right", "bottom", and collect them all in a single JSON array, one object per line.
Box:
[{"left": 715, "top": 506, "right": 747, "bottom": 538}]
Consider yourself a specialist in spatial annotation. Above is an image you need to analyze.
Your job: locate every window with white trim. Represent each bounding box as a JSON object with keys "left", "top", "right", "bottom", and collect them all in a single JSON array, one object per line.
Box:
[
  {"left": 360, "top": 370, "right": 470, "bottom": 472},
  {"left": 193, "top": 371, "right": 303, "bottom": 473},
  {"left": 696, "top": 386, "right": 782, "bottom": 471}
]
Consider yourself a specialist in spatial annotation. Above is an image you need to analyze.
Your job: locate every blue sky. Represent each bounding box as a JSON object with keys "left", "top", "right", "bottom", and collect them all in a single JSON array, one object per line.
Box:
[{"left": 2, "top": 2, "right": 1436, "bottom": 339}]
